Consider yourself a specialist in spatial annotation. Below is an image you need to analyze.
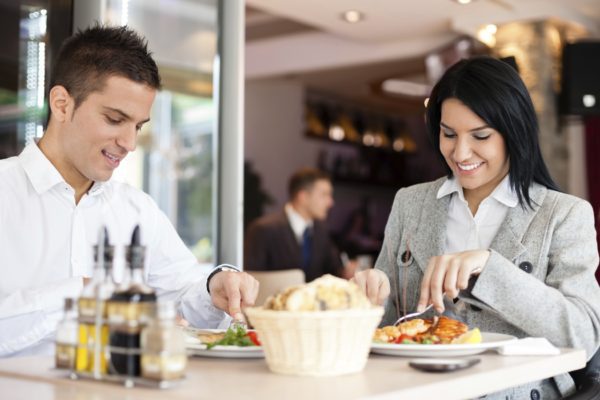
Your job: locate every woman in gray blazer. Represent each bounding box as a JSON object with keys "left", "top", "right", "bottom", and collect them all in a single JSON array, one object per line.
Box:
[{"left": 353, "top": 56, "right": 600, "bottom": 399}]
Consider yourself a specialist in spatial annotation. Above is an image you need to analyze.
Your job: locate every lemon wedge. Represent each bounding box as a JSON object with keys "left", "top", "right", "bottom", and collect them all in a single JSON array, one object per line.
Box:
[{"left": 452, "top": 328, "right": 482, "bottom": 344}]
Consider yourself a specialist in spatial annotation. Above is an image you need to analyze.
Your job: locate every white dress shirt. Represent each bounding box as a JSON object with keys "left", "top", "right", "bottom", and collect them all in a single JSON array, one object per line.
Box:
[
  {"left": 0, "top": 142, "right": 229, "bottom": 357},
  {"left": 437, "top": 175, "right": 519, "bottom": 254},
  {"left": 284, "top": 203, "right": 312, "bottom": 244}
]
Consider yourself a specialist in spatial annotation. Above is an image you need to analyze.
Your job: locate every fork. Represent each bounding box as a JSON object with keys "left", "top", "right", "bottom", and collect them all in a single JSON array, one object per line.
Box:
[
  {"left": 393, "top": 302, "right": 434, "bottom": 326},
  {"left": 229, "top": 318, "right": 248, "bottom": 330},
  {"left": 393, "top": 291, "right": 447, "bottom": 326}
]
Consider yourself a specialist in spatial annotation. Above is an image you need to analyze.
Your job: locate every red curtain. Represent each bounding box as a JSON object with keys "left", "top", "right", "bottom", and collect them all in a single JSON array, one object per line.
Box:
[{"left": 585, "top": 116, "right": 600, "bottom": 283}]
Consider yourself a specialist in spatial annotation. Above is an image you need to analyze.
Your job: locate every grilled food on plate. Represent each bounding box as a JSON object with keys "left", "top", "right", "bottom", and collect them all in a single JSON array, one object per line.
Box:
[{"left": 374, "top": 316, "right": 480, "bottom": 345}]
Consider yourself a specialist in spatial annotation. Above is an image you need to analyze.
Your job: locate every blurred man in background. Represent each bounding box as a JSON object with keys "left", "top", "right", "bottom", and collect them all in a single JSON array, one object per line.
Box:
[{"left": 244, "top": 168, "right": 356, "bottom": 282}]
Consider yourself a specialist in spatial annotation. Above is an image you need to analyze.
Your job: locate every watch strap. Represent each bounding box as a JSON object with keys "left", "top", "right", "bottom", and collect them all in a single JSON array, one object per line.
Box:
[{"left": 206, "top": 265, "right": 240, "bottom": 294}]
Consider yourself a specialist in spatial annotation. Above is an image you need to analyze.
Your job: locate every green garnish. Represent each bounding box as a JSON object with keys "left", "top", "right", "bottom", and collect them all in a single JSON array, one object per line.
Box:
[{"left": 206, "top": 325, "right": 255, "bottom": 349}]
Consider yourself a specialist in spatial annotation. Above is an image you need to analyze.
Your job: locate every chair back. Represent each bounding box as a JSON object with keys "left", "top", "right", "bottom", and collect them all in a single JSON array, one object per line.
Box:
[
  {"left": 247, "top": 269, "right": 306, "bottom": 307},
  {"left": 565, "top": 346, "right": 600, "bottom": 399}
]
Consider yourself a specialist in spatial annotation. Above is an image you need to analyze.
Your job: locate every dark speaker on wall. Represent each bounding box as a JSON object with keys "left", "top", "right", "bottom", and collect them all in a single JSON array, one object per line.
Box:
[{"left": 560, "top": 41, "right": 600, "bottom": 116}]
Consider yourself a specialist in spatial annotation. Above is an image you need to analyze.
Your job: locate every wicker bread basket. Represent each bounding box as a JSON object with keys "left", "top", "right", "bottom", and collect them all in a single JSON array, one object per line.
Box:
[{"left": 245, "top": 306, "right": 384, "bottom": 376}]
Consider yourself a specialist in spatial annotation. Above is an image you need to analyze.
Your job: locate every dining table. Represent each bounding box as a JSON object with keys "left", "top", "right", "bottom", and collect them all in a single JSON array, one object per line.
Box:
[{"left": 0, "top": 347, "right": 585, "bottom": 400}]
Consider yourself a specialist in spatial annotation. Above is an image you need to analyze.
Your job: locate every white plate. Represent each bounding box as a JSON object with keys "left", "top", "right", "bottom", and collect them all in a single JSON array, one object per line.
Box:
[
  {"left": 370, "top": 332, "right": 517, "bottom": 357},
  {"left": 183, "top": 328, "right": 264, "bottom": 359}
]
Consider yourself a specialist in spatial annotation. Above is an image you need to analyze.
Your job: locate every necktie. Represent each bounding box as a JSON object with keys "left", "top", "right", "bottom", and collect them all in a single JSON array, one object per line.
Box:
[{"left": 302, "top": 227, "right": 313, "bottom": 271}]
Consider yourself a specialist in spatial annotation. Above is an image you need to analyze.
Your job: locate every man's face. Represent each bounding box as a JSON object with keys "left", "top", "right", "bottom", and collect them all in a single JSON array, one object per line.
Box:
[
  {"left": 304, "top": 179, "right": 334, "bottom": 221},
  {"left": 58, "top": 75, "right": 156, "bottom": 185}
]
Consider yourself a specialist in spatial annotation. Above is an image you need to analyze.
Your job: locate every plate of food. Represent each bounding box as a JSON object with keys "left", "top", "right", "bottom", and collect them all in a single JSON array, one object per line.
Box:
[
  {"left": 183, "top": 325, "right": 264, "bottom": 358},
  {"left": 371, "top": 316, "right": 517, "bottom": 357}
]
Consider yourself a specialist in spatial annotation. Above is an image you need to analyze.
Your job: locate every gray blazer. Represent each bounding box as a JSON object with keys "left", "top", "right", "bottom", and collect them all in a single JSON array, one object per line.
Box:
[{"left": 375, "top": 177, "right": 600, "bottom": 399}]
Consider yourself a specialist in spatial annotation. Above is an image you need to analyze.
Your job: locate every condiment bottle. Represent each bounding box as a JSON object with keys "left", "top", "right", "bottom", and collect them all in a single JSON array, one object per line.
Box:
[
  {"left": 107, "top": 225, "right": 157, "bottom": 377},
  {"left": 76, "top": 227, "right": 114, "bottom": 375},
  {"left": 141, "top": 301, "right": 187, "bottom": 381},
  {"left": 55, "top": 298, "right": 78, "bottom": 370}
]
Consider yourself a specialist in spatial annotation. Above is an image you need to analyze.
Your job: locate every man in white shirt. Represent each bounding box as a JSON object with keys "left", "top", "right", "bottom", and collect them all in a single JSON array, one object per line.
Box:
[{"left": 0, "top": 25, "right": 258, "bottom": 357}]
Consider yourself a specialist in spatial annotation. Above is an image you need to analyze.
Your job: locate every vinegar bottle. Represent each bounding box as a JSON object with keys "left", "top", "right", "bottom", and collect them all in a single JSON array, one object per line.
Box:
[{"left": 107, "top": 225, "right": 157, "bottom": 377}]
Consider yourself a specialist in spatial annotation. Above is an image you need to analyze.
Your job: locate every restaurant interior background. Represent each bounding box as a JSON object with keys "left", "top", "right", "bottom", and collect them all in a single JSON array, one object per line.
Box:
[
  {"left": 243, "top": 0, "right": 600, "bottom": 277},
  {"left": 0, "top": 0, "right": 599, "bottom": 277}
]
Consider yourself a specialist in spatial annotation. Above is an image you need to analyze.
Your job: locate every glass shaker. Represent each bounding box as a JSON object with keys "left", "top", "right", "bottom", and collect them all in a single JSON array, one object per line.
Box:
[
  {"left": 140, "top": 301, "right": 187, "bottom": 380},
  {"left": 55, "top": 298, "right": 78, "bottom": 370}
]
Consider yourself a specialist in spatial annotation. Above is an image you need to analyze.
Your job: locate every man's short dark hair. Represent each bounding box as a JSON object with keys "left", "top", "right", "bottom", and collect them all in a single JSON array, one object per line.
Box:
[
  {"left": 49, "top": 25, "right": 161, "bottom": 116},
  {"left": 288, "top": 168, "right": 330, "bottom": 199}
]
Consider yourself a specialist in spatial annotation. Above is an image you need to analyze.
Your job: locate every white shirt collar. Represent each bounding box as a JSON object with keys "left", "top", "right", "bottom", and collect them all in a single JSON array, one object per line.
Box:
[
  {"left": 285, "top": 203, "right": 313, "bottom": 242},
  {"left": 436, "top": 175, "right": 518, "bottom": 208},
  {"left": 19, "top": 141, "right": 105, "bottom": 196}
]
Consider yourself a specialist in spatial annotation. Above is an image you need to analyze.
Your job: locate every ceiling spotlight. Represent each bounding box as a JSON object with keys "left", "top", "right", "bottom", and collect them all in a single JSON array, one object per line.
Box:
[
  {"left": 454, "top": 0, "right": 473, "bottom": 4},
  {"left": 477, "top": 24, "right": 497, "bottom": 47},
  {"left": 485, "top": 24, "right": 497, "bottom": 34},
  {"left": 382, "top": 79, "right": 430, "bottom": 97},
  {"left": 341, "top": 10, "right": 364, "bottom": 23}
]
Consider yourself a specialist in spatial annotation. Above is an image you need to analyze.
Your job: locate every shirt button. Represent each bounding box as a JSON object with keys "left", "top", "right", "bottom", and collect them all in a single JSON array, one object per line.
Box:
[
  {"left": 519, "top": 261, "right": 533, "bottom": 273},
  {"left": 530, "top": 388, "right": 540, "bottom": 400}
]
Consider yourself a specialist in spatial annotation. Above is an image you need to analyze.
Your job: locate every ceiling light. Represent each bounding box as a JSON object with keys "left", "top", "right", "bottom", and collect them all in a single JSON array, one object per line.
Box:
[
  {"left": 477, "top": 24, "right": 497, "bottom": 47},
  {"left": 485, "top": 24, "right": 497, "bottom": 34},
  {"left": 454, "top": 0, "right": 473, "bottom": 4},
  {"left": 382, "top": 79, "right": 430, "bottom": 97},
  {"left": 341, "top": 10, "right": 364, "bottom": 23}
]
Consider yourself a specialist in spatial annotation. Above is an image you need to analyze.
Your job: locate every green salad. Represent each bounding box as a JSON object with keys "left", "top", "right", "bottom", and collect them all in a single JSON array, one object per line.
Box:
[{"left": 206, "top": 325, "right": 260, "bottom": 349}]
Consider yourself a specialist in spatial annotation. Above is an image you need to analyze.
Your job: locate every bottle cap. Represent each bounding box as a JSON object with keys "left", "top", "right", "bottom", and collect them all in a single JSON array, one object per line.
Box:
[
  {"left": 93, "top": 226, "right": 114, "bottom": 268},
  {"left": 64, "top": 297, "right": 76, "bottom": 311},
  {"left": 127, "top": 225, "right": 146, "bottom": 269}
]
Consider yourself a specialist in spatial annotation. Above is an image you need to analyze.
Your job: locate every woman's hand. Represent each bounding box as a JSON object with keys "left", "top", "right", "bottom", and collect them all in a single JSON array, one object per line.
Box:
[
  {"left": 417, "top": 249, "right": 490, "bottom": 313},
  {"left": 351, "top": 269, "right": 390, "bottom": 306}
]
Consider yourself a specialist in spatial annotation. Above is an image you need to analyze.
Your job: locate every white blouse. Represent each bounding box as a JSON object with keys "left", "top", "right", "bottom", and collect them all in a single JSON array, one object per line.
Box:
[{"left": 436, "top": 175, "right": 519, "bottom": 254}]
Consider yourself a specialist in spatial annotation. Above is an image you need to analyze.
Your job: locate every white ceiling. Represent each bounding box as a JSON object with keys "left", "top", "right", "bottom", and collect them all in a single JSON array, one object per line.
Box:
[{"left": 246, "top": 0, "right": 600, "bottom": 79}]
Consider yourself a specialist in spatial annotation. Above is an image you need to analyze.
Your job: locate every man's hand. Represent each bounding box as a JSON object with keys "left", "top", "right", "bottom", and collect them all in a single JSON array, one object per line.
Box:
[
  {"left": 209, "top": 271, "right": 259, "bottom": 322},
  {"left": 341, "top": 260, "right": 359, "bottom": 280},
  {"left": 351, "top": 269, "right": 390, "bottom": 306},
  {"left": 417, "top": 249, "right": 490, "bottom": 314}
]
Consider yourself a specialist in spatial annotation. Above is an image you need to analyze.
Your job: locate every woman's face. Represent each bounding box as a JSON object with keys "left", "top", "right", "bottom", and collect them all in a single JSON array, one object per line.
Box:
[{"left": 439, "top": 98, "right": 510, "bottom": 202}]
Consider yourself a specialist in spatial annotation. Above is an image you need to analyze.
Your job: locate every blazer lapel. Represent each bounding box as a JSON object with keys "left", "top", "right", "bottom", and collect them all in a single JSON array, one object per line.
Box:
[
  {"left": 489, "top": 184, "right": 547, "bottom": 261},
  {"left": 411, "top": 180, "right": 451, "bottom": 273}
]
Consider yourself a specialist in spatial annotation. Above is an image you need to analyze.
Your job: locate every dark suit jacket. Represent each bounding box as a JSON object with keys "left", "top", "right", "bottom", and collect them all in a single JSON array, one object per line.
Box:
[{"left": 244, "top": 210, "right": 343, "bottom": 282}]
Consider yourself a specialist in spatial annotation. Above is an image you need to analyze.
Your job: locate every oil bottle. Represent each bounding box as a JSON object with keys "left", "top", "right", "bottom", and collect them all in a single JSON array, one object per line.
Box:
[{"left": 76, "top": 227, "right": 115, "bottom": 376}]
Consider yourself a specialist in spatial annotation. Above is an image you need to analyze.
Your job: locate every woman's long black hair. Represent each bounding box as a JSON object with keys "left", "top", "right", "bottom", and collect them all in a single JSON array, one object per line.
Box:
[{"left": 425, "top": 56, "right": 560, "bottom": 208}]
